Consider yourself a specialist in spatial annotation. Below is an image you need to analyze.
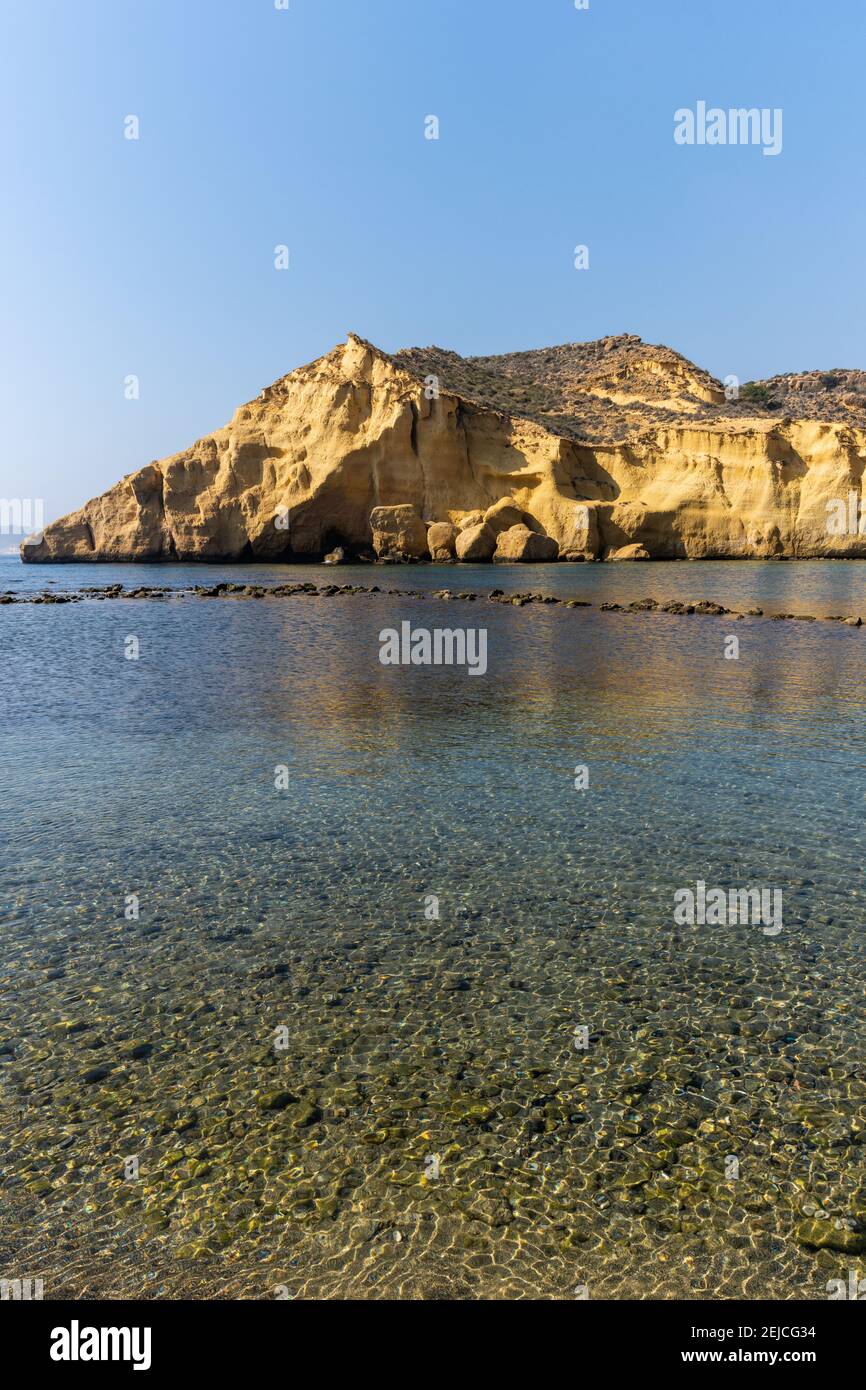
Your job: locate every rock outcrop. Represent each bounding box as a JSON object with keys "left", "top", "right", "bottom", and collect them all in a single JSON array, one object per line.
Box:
[
  {"left": 426, "top": 521, "right": 457, "bottom": 561},
  {"left": 455, "top": 522, "right": 497, "bottom": 562},
  {"left": 606, "top": 543, "right": 651, "bottom": 562},
  {"left": 370, "top": 504, "right": 428, "bottom": 561},
  {"left": 494, "top": 525, "right": 560, "bottom": 563},
  {"left": 22, "top": 331, "right": 866, "bottom": 563},
  {"left": 483, "top": 499, "right": 527, "bottom": 534}
]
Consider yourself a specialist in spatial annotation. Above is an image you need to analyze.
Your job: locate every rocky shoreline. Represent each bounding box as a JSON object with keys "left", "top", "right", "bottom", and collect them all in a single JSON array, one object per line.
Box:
[{"left": 2, "top": 580, "right": 863, "bottom": 626}]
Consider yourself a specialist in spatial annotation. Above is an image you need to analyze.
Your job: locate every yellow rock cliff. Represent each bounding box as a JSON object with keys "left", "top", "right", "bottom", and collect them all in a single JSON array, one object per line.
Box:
[{"left": 22, "top": 333, "right": 866, "bottom": 562}]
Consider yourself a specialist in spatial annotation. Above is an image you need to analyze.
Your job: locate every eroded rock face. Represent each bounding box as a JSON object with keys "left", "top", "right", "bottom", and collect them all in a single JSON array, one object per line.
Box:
[
  {"left": 23, "top": 332, "right": 866, "bottom": 563},
  {"left": 370, "top": 504, "right": 428, "bottom": 560},
  {"left": 493, "top": 525, "right": 559, "bottom": 562}
]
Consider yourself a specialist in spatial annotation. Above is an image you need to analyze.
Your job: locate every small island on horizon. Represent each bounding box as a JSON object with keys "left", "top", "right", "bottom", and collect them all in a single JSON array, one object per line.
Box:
[{"left": 22, "top": 331, "right": 866, "bottom": 566}]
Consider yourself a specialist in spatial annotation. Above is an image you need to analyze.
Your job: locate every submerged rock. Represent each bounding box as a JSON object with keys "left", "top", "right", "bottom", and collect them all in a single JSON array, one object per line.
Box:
[
  {"left": 255, "top": 1088, "right": 298, "bottom": 1111},
  {"left": 290, "top": 1100, "right": 322, "bottom": 1128},
  {"left": 81, "top": 1066, "right": 112, "bottom": 1085},
  {"left": 795, "top": 1219, "right": 866, "bottom": 1254}
]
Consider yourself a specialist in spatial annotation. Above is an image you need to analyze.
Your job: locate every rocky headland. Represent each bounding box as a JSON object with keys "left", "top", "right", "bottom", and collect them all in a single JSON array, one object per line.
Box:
[{"left": 22, "top": 332, "right": 866, "bottom": 564}]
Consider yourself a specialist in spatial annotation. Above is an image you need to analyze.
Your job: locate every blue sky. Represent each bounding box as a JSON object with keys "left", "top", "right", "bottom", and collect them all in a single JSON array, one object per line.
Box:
[{"left": 2, "top": 0, "right": 865, "bottom": 526}]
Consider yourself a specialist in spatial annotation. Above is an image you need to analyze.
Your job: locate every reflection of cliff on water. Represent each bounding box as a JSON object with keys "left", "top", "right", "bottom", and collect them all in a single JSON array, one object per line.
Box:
[{"left": 253, "top": 595, "right": 866, "bottom": 771}]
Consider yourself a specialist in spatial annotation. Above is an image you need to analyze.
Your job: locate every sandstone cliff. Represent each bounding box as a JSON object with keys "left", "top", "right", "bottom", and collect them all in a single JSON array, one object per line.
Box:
[{"left": 22, "top": 332, "right": 866, "bottom": 562}]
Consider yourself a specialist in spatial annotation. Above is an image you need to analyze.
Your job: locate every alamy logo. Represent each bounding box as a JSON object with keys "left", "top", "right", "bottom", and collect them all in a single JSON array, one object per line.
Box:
[
  {"left": 827, "top": 1269, "right": 866, "bottom": 1299},
  {"left": 50, "top": 1321, "right": 152, "bottom": 1371},
  {"left": 0, "top": 497, "right": 44, "bottom": 539},
  {"left": 826, "top": 493, "right": 866, "bottom": 536},
  {"left": 379, "top": 621, "right": 487, "bottom": 676},
  {"left": 0, "top": 1277, "right": 43, "bottom": 1300},
  {"left": 674, "top": 102, "right": 782, "bottom": 157},
  {"left": 673, "top": 880, "right": 782, "bottom": 935}
]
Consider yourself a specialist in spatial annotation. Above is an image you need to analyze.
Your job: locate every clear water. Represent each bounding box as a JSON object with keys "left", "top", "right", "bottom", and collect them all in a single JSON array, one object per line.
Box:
[{"left": 1, "top": 556, "right": 865, "bottom": 1299}]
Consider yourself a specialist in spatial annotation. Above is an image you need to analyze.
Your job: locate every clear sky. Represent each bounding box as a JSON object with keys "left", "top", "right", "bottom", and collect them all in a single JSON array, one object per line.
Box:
[{"left": 2, "top": 0, "right": 865, "bottom": 528}]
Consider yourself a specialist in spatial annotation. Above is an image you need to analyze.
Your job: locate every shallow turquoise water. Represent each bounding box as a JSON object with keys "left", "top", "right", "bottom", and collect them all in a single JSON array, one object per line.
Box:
[{"left": 1, "top": 558, "right": 865, "bottom": 1298}]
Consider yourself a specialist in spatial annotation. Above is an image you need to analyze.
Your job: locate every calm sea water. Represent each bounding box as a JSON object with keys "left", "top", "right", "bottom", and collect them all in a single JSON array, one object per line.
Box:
[
  {"left": 5, "top": 553, "right": 866, "bottom": 616},
  {"left": 1, "top": 556, "right": 865, "bottom": 1299}
]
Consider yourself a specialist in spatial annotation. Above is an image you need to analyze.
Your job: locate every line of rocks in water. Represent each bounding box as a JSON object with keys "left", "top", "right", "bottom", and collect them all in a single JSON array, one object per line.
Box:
[{"left": 1, "top": 581, "right": 863, "bottom": 626}]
